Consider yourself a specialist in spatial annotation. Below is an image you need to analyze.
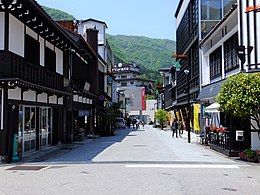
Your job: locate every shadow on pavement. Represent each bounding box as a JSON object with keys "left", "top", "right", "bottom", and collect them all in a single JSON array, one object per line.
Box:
[{"left": 21, "top": 127, "right": 138, "bottom": 164}]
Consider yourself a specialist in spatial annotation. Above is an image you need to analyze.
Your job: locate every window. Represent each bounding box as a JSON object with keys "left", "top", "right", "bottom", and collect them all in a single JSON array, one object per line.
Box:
[
  {"left": 121, "top": 75, "right": 127, "bottom": 78},
  {"left": 130, "top": 82, "right": 134, "bottom": 85},
  {"left": 25, "top": 34, "right": 40, "bottom": 65},
  {"left": 224, "top": 33, "right": 239, "bottom": 72},
  {"left": 45, "top": 47, "right": 56, "bottom": 72},
  {"left": 201, "top": 0, "right": 221, "bottom": 20},
  {"left": 209, "top": 46, "right": 222, "bottom": 79},
  {"left": 121, "top": 82, "right": 127, "bottom": 87}
]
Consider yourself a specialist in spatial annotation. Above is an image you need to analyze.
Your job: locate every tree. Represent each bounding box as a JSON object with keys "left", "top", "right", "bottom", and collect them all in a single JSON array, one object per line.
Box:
[
  {"left": 217, "top": 73, "right": 260, "bottom": 131},
  {"left": 104, "top": 102, "right": 122, "bottom": 135},
  {"left": 154, "top": 109, "right": 168, "bottom": 130}
]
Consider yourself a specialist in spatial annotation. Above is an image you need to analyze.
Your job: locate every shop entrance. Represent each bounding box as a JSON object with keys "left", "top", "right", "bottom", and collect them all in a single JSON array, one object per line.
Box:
[{"left": 18, "top": 106, "right": 53, "bottom": 156}]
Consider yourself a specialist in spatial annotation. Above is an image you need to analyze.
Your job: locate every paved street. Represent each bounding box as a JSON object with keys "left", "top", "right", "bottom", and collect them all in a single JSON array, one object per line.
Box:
[{"left": 0, "top": 125, "right": 260, "bottom": 195}]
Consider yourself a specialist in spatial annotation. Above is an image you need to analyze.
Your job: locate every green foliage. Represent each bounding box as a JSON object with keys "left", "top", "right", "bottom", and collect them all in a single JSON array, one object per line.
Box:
[
  {"left": 154, "top": 109, "right": 168, "bottom": 129},
  {"left": 217, "top": 73, "right": 260, "bottom": 130},
  {"left": 107, "top": 34, "right": 176, "bottom": 82},
  {"left": 42, "top": 6, "right": 75, "bottom": 20}
]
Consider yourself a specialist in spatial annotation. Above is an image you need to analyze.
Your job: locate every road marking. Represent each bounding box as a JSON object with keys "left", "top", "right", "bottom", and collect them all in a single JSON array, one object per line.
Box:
[{"left": 125, "top": 164, "right": 240, "bottom": 169}]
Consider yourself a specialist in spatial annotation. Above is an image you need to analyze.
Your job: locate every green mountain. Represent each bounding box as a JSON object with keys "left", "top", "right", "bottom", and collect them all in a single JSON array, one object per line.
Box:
[
  {"left": 107, "top": 34, "right": 175, "bottom": 71},
  {"left": 41, "top": 6, "right": 75, "bottom": 20}
]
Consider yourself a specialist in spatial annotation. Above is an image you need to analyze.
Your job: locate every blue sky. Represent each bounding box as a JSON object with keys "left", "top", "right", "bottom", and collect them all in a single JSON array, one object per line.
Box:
[{"left": 36, "top": 0, "right": 179, "bottom": 40}]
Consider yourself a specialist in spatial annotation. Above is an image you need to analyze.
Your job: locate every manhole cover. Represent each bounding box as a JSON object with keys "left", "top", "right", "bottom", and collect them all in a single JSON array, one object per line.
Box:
[
  {"left": 222, "top": 187, "right": 238, "bottom": 192},
  {"left": 6, "top": 166, "right": 47, "bottom": 171}
]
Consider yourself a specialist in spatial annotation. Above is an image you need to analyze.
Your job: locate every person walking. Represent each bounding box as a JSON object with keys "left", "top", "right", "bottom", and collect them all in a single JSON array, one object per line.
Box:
[
  {"left": 171, "top": 119, "right": 178, "bottom": 138},
  {"left": 178, "top": 121, "right": 184, "bottom": 138}
]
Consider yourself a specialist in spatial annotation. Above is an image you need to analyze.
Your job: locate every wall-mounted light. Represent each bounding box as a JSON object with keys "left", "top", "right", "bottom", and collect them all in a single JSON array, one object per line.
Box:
[
  {"left": 32, "top": 17, "right": 36, "bottom": 22},
  {"left": 24, "top": 10, "right": 29, "bottom": 15},
  {"left": 17, "top": 3, "right": 22, "bottom": 8}
]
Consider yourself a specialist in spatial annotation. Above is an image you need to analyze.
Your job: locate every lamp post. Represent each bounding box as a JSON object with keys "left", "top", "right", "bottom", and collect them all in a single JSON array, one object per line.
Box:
[
  {"left": 172, "top": 53, "right": 191, "bottom": 143},
  {"left": 184, "top": 69, "right": 191, "bottom": 143}
]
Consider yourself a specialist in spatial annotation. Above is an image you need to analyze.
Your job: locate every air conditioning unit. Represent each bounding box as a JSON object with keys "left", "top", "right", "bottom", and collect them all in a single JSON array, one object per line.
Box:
[{"left": 236, "top": 130, "right": 244, "bottom": 141}]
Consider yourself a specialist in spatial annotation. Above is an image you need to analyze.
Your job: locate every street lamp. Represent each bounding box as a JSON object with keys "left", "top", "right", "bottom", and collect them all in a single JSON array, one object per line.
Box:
[
  {"left": 184, "top": 69, "right": 191, "bottom": 143},
  {"left": 172, "top": 53, "right": 191, "bottom": 143}
]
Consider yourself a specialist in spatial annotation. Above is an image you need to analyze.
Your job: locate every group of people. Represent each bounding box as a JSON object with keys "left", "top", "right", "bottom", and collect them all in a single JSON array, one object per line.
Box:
[
  {"left": 126, "top": 117, "right": 145, "bottom": 129},
  {"left": 171, "top": 119, "right": 184, "bottom": 138}
]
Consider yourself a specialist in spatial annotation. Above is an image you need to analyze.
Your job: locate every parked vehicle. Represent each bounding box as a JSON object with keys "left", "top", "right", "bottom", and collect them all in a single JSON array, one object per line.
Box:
[{"left": 115, "top": 118, "right": 126, "bottom": 129}]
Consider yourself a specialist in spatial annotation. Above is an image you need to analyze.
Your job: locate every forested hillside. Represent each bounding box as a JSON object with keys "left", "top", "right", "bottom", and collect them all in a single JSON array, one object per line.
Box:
[
  {"left": 42, "top": 6, "right": 75, "bottom": 20},
  {"left": 107, "top": 34, "right": 175, "bottom": 71}
]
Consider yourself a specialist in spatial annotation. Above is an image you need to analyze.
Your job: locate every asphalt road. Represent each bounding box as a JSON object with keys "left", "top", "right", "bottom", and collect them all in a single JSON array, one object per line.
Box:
[{"left": 0, "top": 125, "right": 260, "bottom": 195}]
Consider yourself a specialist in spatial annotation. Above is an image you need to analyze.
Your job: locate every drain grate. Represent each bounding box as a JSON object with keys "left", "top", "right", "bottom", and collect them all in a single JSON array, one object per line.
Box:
[
  {"left": 6, "top": 165, "right": 47, "bottom": 171},
  {"left": 222, "top": 187, "right": 238, "bottom": 192}
]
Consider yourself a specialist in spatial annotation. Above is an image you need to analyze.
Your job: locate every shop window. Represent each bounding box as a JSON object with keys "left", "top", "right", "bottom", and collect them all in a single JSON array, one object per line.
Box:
[{"left": 24, "top": 107, "right": 36, "bottom": 152}]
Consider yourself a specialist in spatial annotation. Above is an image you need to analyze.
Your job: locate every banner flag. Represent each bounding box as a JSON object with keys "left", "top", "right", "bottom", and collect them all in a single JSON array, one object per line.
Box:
[{"left": 194, "top": 104, "right": 200, "bottom": 131}]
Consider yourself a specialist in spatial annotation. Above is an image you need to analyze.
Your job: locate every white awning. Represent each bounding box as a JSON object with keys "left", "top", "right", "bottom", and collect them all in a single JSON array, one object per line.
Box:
[{"left": 205, "top": 102, "right": 220, "bottom": 113}]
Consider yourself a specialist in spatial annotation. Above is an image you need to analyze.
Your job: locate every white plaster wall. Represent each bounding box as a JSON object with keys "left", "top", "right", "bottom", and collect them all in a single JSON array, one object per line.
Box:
[
  {"left": 39, "top": 36, "right": 44, "bottom": 66},
  {"left": 56, "top": 48, "right": 63, "bottom": 75},
  {"left": 0, "top": 12, "right": 4, "bottom": 50},
  {"left": 9, "top": 14, "right": 24, "bottom": 57},
  {"left": 26, "top": 26, "right": 37, "bottom": 40},
  {"left": 251, "top": 132, "right": 260, "bottom": 150},
  {"left": 8, "top": 88, "right": 21, "bottom": 100},
  {"left": 23, "top": 90, "right": 36, "bottom": 102},
  {"left": 37, "top": 93, "right": 47, "bottom": 103},
  {"left": 78, "top": 96, "right": 83, "bottom": 103},
  {"left": 49, "top": 95, "right": 57, "bottom": 104},
  {"left": 175, "top": 0, "right": 190, "bottom": 29},
  {"left": 73, "top": 95, "right": 78, "bottom": 102},
  {"left": 58, "top": 97, "right": 63, "bottom": 105},
  {"left": 46, "top": 41, "right": 54, "bottom": 50}
]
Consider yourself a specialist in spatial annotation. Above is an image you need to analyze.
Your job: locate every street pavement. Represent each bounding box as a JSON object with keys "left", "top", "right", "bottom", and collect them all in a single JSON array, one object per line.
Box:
[{"left": 0, "top": 125, "right": 260, "bottom": 195}]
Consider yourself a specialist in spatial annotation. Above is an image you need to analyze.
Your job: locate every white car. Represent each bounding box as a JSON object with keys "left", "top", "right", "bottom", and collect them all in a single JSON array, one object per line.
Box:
[{"left": 115, "top": 118, "right": 126, "bottom": 129}]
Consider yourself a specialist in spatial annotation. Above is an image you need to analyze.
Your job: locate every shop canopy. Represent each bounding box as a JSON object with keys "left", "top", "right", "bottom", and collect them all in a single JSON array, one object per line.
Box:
[{"left": 205, "top": 102, "right": 220, "bottom": 113}]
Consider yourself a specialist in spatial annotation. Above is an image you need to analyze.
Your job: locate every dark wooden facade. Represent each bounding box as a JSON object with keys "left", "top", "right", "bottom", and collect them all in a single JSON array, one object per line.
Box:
[{"left": 0, "top": 0, "right": 100, "bottom": 163}]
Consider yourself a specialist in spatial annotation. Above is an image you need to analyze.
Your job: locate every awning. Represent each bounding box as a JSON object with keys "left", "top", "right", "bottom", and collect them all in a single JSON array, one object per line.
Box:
[
  {"left": 205, "top": 102, "right": 220, "bottom": 113},
  {"left": 197, "top": 80, "right": 226, "bottom": 100}
]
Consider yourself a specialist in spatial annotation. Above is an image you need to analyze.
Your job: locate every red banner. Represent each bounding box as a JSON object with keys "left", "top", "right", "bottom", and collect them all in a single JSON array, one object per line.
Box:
[{"left": 142, "top": 87, "right": 145, "bottom": 110}]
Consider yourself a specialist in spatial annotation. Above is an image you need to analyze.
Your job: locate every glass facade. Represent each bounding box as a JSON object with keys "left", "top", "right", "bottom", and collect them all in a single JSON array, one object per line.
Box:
[
  {"left": 201, "top": 0, "right": 237, "bottom": 38},
  {"left": 18, "top": 105, "right": 52, "bottom": 155}
]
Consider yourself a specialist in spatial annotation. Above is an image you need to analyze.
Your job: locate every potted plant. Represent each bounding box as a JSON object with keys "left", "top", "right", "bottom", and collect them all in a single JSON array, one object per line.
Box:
[{"left": 244, "top": 148, "right": 256, "bottom": 162}]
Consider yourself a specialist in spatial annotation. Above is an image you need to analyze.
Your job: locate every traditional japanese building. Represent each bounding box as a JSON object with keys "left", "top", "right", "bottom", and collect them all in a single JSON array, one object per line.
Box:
[{"left": 0, "top": 0, "right": 98, "bottom": 162}]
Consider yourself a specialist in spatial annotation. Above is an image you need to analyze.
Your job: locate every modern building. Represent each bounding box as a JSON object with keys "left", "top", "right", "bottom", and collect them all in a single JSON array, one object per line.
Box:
[
  {"left": 174, "top": 0, "right": 260, "bottom": 155},
  {"left": 199, "top": 1, "right": 260, "bottom": 154},
  {"left": 173, "top": 0, "right": 237, "bottom": 131},
  {"left": 112, "top": 63, "right": 154, "bottom": 95}
]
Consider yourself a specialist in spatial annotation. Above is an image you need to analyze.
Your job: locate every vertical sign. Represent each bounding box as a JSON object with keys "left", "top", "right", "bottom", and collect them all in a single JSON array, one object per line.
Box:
[
  {"left": 193, "top": 104, "right": 200, "bottom": 131},
  {"left": 141, "top": 87, "right": 145, "bottom": 110}
]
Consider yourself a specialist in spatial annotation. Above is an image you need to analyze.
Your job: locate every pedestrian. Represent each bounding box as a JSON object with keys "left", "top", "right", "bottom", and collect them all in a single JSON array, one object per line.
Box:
[
  {"left": 126, "top": 117, "right": 131, "bottom": 128},
  {"left": 132, "top": 118, "right": 136, "bottom": 129},
  {"left": 141, "top": 120, "right": 145, "bottom": 129},
  {"left": 178, "top": 121, "right": 184, "bottom": 138},
  {"left": 171, "top": 119, "right": 178, "bottom": 138}
]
